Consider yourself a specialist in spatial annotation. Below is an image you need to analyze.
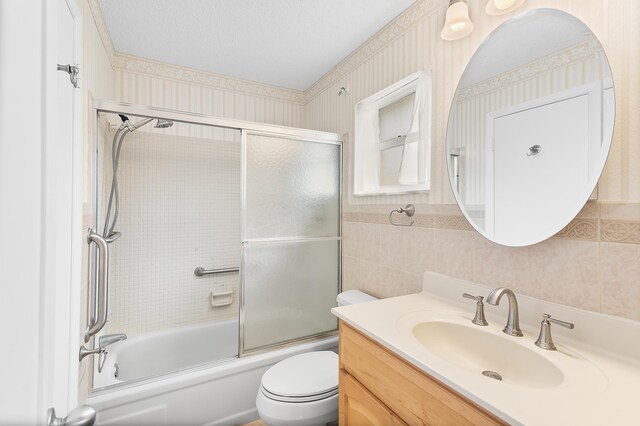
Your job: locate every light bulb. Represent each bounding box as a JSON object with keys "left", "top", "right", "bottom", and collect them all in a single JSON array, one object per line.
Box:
[
  {"left": 441, "top": 0, "right": 474, "bottom": 40},
  {"left": 493, "top": 0, "right": 515, "bottom": 10},
  {"left": 485, "top": 0, "right": 526, "bottom": 16}
]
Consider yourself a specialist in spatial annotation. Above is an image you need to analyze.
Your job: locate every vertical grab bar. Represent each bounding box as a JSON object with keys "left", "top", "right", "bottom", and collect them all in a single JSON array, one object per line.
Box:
[{"left": 84, "top": 228, "right": 109, "bottom": 343}]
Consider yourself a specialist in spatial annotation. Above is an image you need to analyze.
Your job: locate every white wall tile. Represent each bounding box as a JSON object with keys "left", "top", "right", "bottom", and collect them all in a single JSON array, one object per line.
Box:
[{"left": 100, "top": 125, "right": 241, "bottom": 336}]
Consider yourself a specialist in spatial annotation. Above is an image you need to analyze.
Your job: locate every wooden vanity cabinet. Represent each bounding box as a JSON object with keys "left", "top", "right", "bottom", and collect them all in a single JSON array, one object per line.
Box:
[
  {"left": 339, "top": 370, "right": 407, "bottom": 426},
  {"left": 338, "top": 321, "right": 507, "bottom": 426}
]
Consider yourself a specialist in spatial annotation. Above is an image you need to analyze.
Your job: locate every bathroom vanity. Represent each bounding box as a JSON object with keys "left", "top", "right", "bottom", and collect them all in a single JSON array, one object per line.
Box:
[
  {"left": 332, "top": 272, "right": 640, "bottom": 425},
  {"left": 338, "top": 322, "right": 505, "bottom": 425}
]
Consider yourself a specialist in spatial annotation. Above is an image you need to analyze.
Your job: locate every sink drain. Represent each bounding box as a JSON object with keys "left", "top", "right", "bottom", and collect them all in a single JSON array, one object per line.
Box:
[{"left": 482, "top": 370, "right": 502, "bottom": 381}]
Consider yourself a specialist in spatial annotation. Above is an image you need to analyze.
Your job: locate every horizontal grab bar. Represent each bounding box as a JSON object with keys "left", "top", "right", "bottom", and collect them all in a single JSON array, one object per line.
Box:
[{"left": 194, "top": 266, "right": 239, "bottom": 277}]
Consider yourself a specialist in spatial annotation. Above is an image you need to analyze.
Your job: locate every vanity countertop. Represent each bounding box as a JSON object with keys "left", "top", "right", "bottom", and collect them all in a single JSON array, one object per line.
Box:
[{"left": 332, "top": 272, "right": 640, "bottom": 425}]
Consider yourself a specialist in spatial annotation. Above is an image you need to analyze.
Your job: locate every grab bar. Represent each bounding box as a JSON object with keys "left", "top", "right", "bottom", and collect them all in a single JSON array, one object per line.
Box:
[
  {"left": 194, "top": 266, "right": 239, "bottom": 277},
  {"left": 84, "top": 229, "right": 109, "bottom": 343}
]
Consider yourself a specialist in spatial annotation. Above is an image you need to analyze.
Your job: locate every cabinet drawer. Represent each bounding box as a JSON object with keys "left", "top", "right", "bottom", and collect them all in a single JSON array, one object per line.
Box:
[
  {"left": 339, "top": 321, "right": 506, "bottom": 426},
  {"left": 339, "top": 370, "right": 407, "bottom": 426}
]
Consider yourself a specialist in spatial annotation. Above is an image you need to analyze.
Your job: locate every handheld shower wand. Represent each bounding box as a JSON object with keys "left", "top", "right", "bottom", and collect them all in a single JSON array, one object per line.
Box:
[{"left": 102, "top": 114, "right": 174, "bottom": 242}]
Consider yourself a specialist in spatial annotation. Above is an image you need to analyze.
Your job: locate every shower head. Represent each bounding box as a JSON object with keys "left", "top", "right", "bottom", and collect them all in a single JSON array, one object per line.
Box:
[
  {"left": 119, "top": 114, "right": 136, "bottom": 131},
  {"left": 154, "top": 119, "right": 174, "bottom": 128},
  {"left": 118, "top": 115, "right": 173, "bottom": 131}
]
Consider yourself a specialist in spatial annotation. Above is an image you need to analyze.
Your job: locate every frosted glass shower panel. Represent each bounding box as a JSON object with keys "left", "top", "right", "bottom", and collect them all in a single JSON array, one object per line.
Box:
[
  {"left": 245, "top": 134, "right": 340, "bottom": 239},
  {"left": 243, "top": 239, "right": 339, "bottom": 351}
]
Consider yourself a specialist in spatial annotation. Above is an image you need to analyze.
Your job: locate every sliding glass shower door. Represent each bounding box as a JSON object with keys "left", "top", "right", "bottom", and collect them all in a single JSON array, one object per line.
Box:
[
  {"left": 241, "top": 132, "right": 342, "bottom": 353},
  {"left": 89, "top": 104, "right": 342, "bottom": 391}
]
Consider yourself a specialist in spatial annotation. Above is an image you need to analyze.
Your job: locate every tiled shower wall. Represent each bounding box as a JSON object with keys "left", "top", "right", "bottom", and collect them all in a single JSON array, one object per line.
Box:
[
  {"left": 100, "top": 125, "right": 241, "bottom": 337},
  {"left": 304, "top": 0, "right": 640, "bottom": 322}
]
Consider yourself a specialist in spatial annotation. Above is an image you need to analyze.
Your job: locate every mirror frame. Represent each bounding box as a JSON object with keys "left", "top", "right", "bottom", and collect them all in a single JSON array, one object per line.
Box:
[{"left": 445, "top": 8, "right": 615, "bottom": 247}]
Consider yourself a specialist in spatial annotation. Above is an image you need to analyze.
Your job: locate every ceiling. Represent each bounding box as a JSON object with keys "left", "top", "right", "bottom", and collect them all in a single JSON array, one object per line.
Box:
[{"left": 99, "top": 0, "right": 416, "bottom": 91}]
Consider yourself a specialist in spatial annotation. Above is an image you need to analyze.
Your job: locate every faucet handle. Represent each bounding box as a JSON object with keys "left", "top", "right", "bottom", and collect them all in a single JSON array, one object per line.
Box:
[
  {"left": 535, "top": 313, "right": 574, "bottom": 351},
  {"left": 463, "top": 293, "right": 482, "bottom": 302},
  {"left": 545, "top": 314, "right": 574, "bottom": 329},
  {"left": 462, "top": 293, "right": 488, "bottom": 326}
]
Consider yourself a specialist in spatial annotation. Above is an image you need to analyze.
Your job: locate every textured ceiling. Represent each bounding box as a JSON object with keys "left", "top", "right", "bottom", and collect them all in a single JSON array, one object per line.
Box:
[{"left": 99, "top": 0, "right": 416, "bottom": 91}]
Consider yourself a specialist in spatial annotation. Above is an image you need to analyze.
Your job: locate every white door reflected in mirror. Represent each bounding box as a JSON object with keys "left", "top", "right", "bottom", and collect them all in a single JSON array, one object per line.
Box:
[{"left": 446, "top": 8, "right": 615, "bottom": 247}]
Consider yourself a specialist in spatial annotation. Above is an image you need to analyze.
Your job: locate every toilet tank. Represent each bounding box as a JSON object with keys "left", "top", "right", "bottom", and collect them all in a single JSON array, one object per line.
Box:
[{"left": 336, "top": 289, "right": 377, "bottom": 306}]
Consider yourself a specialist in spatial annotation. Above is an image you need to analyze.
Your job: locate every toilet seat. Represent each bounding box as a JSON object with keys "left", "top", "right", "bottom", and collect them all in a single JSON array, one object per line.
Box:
[
  {"left": 260, "top": 351, "right": 338, "bottom": 403},
  {"left": 260, "top": 385, "right": 338, "bottom": 403}
]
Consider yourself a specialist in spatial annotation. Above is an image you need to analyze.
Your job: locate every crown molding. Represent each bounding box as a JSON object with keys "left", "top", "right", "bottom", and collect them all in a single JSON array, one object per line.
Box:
[
  {"left": 304, "top": 0, "right": 444, "bottom": 103},
  {"left": 86, "top": 0, "right": 115, "bottom": 64},
  {"left": 456, "top": 35, "right": 603, "bottom": 102},
  {"left": 112, "top": 53, "right": 306, "bottom": 104}
]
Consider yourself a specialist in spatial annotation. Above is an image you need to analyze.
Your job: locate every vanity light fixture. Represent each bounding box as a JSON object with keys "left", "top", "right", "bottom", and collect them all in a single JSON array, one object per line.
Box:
[
  {"left": 442, "top": 0, "right": 528, "bottom": 41},
  {"left": 485, "top": 0, "right": 526, "bottom": 16},
  {"left": 441, "top": 0, "right": 474, "bottom": 40}
]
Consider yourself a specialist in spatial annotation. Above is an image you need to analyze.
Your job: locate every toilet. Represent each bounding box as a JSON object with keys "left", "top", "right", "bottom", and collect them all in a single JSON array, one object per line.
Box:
[{"left": 255, "top": 290, "right": 377, "bottom": 426}]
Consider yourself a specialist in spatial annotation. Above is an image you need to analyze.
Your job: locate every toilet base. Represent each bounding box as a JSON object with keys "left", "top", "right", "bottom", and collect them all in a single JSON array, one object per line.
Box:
[{"left": 256, "top": 390, "right": 338, "bottom": 426}]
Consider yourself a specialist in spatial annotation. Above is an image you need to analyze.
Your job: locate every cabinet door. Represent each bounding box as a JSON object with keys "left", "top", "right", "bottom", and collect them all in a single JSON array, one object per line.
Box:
[
  {"left": 339, "top": 370, "right": 406, "bottom": 426},
  {"left": 339, "top": 322, "right": 507, "bottom": 426}
]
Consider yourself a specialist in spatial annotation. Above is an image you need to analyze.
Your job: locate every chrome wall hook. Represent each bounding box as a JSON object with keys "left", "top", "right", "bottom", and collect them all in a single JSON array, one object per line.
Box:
[{"left": 389, "top": 204, "right": 415, "bottom": 226}]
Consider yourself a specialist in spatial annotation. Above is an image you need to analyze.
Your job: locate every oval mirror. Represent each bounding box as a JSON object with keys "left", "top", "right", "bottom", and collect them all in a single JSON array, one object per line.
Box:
[{"left": 446, "top": 8, "right": 614, "bottom": 247}]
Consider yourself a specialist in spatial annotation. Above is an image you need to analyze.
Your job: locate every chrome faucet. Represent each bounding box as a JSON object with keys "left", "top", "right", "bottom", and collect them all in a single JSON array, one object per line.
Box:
[
  {"left": 535, "top": 314, "right": 574, "bottom": 350},
  {"left": 486, "top": 288, "right": 523, "bottom": 337},
  {"left": 99, "top": 333, "right": 127, "bottom": 347},
  {"left": 96, "top": 333, "right": 127, "bottom": 373}
]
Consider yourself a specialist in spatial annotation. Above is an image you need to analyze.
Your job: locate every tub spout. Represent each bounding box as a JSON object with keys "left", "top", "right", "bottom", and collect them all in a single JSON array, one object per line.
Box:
[
  {"left": 97, "top": 333, "right": 127, "bottom": 373},
  {"left": 99, "top": 333, "right": 127, "bottom": 347}
]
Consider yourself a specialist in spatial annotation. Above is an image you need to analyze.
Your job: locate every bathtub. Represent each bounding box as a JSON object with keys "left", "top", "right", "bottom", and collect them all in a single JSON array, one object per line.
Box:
[
  {"left": 93, "top": 320, "right": 240, "bottom": 388},
  {"left": 89, "top": 320, "right": 338, "bottom": 425}
]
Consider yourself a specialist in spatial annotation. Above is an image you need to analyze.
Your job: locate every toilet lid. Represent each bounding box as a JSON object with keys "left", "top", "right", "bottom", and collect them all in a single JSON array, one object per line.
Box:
[{"left": 261, "top": 351, "right": 338, "bottom": 399}]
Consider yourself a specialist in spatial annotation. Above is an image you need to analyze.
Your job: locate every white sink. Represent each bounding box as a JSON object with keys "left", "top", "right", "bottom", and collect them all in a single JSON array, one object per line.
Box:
[
  {"left": 396, "top": 310, "right": 608, "bottom": 393},
  {"left": 411, "top": 320, "right": 563, "bottom": 388},
  {"left": 331, "top": 273, "right": 639, "bottom": 425}
]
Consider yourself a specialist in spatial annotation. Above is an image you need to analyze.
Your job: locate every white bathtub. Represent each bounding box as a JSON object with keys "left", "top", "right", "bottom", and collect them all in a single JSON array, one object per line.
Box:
[
  {"left": 94, "top": 320, "right": 240, "bottom": 388},
  {"left": 89, "top": 320, "right": 338, "bottom": 425}
]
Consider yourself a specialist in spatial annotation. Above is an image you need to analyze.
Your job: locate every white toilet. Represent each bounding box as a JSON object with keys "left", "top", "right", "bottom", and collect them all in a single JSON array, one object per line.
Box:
[{"left": 255, "top": 290, "right": 377, "bottom": 426}]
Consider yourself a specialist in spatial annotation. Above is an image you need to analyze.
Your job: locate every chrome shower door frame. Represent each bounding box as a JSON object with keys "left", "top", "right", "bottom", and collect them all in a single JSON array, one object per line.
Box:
[
  {"left": 239, "top": 129, "right": 343, "bottom": 357},
  {"left": 91, "top": 99, "right": 342, "bottom": 366}
]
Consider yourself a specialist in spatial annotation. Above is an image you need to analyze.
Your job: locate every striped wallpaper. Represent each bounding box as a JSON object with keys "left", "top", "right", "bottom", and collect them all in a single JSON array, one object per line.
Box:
[
  {"left": 112, "top": 65, "right": 305, "bottom": 128},
  {"left": 303, "top": 0, "right": 640, "bottom": 206}
]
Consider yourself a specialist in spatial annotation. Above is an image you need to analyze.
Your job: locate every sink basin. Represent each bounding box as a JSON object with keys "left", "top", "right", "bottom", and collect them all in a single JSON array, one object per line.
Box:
[
  {"left": 395, "top": 310, "right": 609, "bottom": 395},
  {"left": 407, "top": 318, "right": 564, "bottom": 388}
]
